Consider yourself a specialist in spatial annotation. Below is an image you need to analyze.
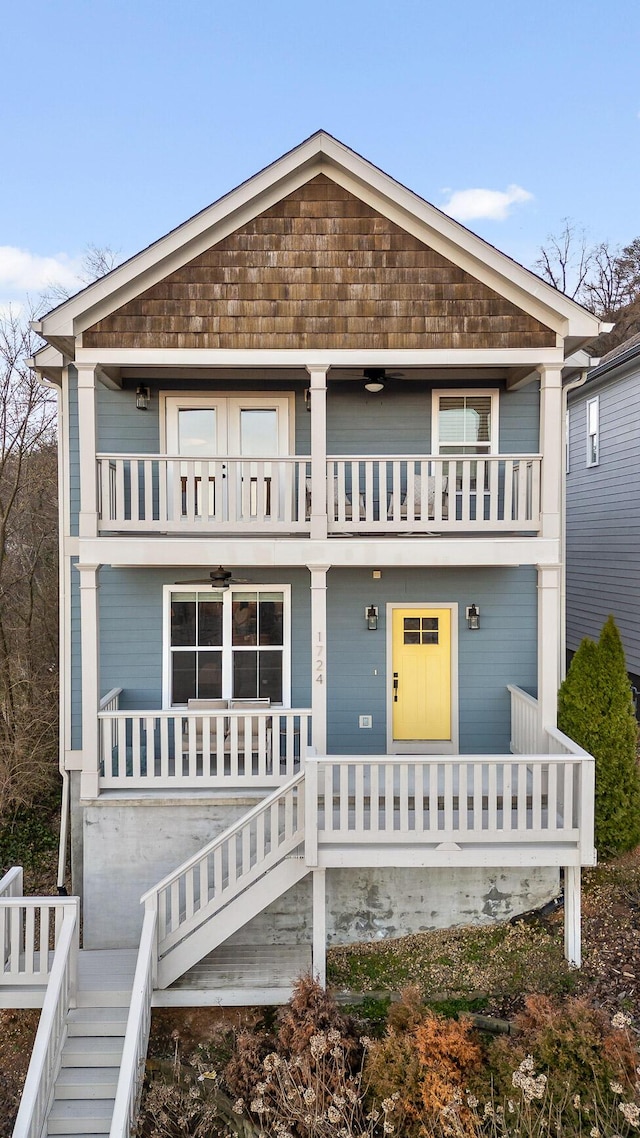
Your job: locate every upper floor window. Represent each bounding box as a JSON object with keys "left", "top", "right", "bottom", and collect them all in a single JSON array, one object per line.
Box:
[
  {"left": 586, "top": 397, "right": 599, "bottom": 467},
  {"left": 431, "top": 390, "right": 499, "bottom": 454},
  {"left": 164, "top": 585, "right": 290, "bottom": 707}
]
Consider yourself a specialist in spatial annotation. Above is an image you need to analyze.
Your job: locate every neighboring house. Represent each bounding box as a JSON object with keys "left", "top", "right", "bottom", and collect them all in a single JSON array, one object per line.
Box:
[
  {"left": 1, "top": 133, "right": 604, "bottom": 1136},
  {"left": 566, "top": 332, "right": 640, "bottom": 688}
]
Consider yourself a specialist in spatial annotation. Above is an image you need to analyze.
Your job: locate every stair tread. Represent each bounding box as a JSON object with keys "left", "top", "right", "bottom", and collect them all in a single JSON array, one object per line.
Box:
[
  {"left": 49, "top": 1097, "right": 114, "bottom": 1119},
  {"left": 56, "top": 1066, "right": 119, "bottom": 1087}
]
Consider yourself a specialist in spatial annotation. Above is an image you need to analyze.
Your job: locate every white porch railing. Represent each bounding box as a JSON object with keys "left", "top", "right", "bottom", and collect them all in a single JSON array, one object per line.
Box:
[
  {"left": 97, "top": 454, "right": 310, "bottom": 532},
  {"left": 508, "top": 684, "right": 544, "bottom": 754},
  {"left": 304, "top": 753, "right": 594, "bottom": 860},
  {"left": 11, "top": 899, "right": 78, "bottom": 1138},
  {"left": 0, "top": 897, "right": 75, "bottom": 985},
  {"left": 142, "top": 772, "right": 304, "bottom": 960},
  {"left": 327, "top": 454, "right": 541, "bottom": 532},
  {"left": 98, "top": 708, "right": 310, "bottom": 789},
  {"left": 109, "top": 906, "right": 156, "bottom": 1138}
]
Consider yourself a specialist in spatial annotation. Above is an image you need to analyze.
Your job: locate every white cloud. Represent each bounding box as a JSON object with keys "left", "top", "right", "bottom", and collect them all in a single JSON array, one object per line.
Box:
[
  {"left": 441, "top": 184, "right": 534, "bottom": 222},
  {"left": 0, "top": 246, "right": 82, "bottom": 293}
]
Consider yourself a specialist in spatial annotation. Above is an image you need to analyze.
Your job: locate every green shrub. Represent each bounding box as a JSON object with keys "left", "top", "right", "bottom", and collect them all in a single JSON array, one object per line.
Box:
[{"left": 558, "top": 615, "right": 640, "bottom": 857}]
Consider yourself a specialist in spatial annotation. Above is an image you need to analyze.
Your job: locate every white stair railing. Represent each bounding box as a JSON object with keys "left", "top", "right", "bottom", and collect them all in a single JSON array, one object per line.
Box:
[
  {"left": 109, "top": 906, "right": 157, "bottom": 1138},
  {"left": 142, "top": 772, "right": 304, "bottom": 961},
  {"left": 11, "top": 899, "right": 79, "bottom": 1138}
]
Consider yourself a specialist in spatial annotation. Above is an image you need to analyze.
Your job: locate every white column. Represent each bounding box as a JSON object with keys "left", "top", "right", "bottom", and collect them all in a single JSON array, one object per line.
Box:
[
  {"left": 537, "top": 565, "right": 561, "bottom": 735},
  {"left": 78, "top": 563, "right": 101, "bottom": 798},
  {"left": 308, "top": 565, "right": 329, "bottom": 755},
  {"left": 306, "top": 365, "right": 328, "bottom": 540},
  {"left": 539, "top": 365, "right": 563, "bottom": 543},
  {"left": 564, "top": 865, "right": 581, "bottom": 967},
  {"left": 76, "top": 364, "right": 98, "bottom": 539},
  {"left": 312, "top": 868, "right": 327, "bottom": 987}
]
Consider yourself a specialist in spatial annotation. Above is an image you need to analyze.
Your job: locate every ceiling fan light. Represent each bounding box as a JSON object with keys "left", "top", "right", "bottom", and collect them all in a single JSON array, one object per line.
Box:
[{"left": 364, "top": 380, "right": 384, "bottom": 393}]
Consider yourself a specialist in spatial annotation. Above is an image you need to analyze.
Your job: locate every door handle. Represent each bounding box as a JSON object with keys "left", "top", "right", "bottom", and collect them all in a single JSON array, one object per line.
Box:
[{"left": 393, "top": 672, "right": 399, "bottom": 702}]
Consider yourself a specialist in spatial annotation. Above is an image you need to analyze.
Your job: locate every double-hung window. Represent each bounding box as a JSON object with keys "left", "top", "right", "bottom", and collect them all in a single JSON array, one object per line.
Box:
[
  {"left": 431, "top": 390, "right": 498, "bottom": 455},
  {"left": 586, "top": 396, "right": 599, "bottom": 466},
  {"left": 164, "top": 585, "right": 289, "bottom": 706}
]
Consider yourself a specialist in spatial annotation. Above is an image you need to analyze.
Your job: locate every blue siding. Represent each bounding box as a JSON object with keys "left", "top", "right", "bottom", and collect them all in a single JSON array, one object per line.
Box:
[
  {"left": 327, "top": 566, "right": 537, "bottom": 755},
  {"left": 567, "top": 363, "right": 640, "bottom": 672},
  {"left": 96, "top": 567, "right": 311, "bottom": 710},
  {"left": 90, "top": 380, "right": 538, "bottom": 460}
]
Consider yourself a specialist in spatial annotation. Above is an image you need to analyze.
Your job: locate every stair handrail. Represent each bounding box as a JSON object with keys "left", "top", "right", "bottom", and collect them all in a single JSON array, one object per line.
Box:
[
  {"left": 141, "top": 771, "right": 305, "bottom": 959},
  {"left": 12, "top": 898, "right": 79, "bottom": 1138},
  {"left": 109, "top": 906, "right": 157, "bottom": 1138},
  {"left": 141, "top": 770, "right": 305, "bottom": 905},
  {"left": 0, "top": 866, "right": 23, "bottom": 897}
]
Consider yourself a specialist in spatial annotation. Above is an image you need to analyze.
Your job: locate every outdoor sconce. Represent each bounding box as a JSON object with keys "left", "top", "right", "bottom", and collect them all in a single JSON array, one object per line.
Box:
[
  {"left": 136, "top": 385, "right": 151, "bottom": 411},
  {"left": 466, "top": 604, "right": 480, "bottom": 630},
  {"left": 366, "top": 605, "right": 379, "bottom": 630},
  {"left": 304, "top": 388, "right": 311, "bottom": 412}
]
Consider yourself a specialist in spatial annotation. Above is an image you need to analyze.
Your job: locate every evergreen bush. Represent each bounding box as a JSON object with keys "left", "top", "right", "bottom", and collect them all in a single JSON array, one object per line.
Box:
[{"left": 558, "top": 616, "right": 640, "bottom": 857}]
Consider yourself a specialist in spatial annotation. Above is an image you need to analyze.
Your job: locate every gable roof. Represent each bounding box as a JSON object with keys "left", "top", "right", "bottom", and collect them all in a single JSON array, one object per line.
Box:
[{"left": 35, "top": 131, "right": 602, "bottom": 355}]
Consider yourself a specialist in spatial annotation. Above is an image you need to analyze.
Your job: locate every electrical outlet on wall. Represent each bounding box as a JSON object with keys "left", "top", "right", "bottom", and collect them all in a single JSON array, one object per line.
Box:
[{"left": 359, "top": 715, "right": 373, "bottom": 729}]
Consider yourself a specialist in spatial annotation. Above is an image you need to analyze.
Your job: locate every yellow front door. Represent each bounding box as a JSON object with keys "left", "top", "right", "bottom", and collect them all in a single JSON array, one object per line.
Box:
[{"left": 392, "top": 608, "right": 451, "bottom": 741}]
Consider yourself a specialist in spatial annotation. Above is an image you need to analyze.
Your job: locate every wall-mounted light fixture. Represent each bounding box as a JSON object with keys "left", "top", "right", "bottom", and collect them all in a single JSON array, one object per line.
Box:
[
  {"left": 304, "top": 388, "right": 311, "bottom": 412},
  {"left": 136, "top": 385, "right": 151, "bottom": 411},
  {"left": 365, "top": 605, "right": 379, "bottom": 630},
  {"left": 466, "top": 604, "right": 480, "bottom": 630}
]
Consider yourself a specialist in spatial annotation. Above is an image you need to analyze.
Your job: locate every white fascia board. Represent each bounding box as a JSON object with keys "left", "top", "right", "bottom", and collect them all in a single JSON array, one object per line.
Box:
[
  {"left": 75, "top": 346, "right": 564, "bottom": 368},
  {"left": 78, "top": 535, "right": 561, "bottom": 569},
  {"left": 40, "top": 131, "right": 600, "bottom": 343}
]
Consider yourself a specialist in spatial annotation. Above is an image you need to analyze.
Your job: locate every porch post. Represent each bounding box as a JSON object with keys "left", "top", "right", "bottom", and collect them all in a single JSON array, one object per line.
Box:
[
  {"left": 306, "top": 365, "right": 328, "bottom": 541},
  {"left": 564, "top": 865, "right": 581, "bottom": 967},
  {"left": 537, "top": 564, "right": 561, "bottom": 735},
  {"left": 312, "top": 868, "right": 327, "bottom": 987},
  {"left": 538, "top": 365, "right": 563, "bottom": 543},
  {"left": 78, "top": 563, "right": 101, "bottom": 798},
  {"left": 308, "top": 564, "right": 329, "bottom": 755},
  {"left": 76, "top": 364, "right": 98, "bottom": 539}
]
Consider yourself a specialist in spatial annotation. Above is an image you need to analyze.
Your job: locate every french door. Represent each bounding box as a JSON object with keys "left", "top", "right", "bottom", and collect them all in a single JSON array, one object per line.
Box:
[{"left": 165, "top": 396, "right": 290, "bottom": 520}]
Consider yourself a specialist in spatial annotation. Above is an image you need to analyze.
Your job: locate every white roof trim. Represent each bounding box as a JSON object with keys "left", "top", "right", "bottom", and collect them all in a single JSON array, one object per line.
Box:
[{"left": 38, "top": 131, "right": 602, "bottom": 343}]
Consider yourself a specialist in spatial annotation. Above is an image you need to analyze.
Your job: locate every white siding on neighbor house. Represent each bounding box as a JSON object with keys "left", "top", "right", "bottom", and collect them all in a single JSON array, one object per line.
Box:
[{"left": 567, "top": 363, "right": 640, "bottom": 673}]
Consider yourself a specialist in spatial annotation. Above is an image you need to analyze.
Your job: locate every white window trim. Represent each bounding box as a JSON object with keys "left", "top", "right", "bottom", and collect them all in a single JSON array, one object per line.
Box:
[
  {"left": 162, "top": 583, "right": 291, "bottom": 709},
  {"left": 586, "top": 395, "right": 599, "bottom": 467},
  {"left": 160, "top": 390, "right": 296, "bottom": 454},
  {"left": 431, "top": 388, "right": 500, "bottom": 454}
]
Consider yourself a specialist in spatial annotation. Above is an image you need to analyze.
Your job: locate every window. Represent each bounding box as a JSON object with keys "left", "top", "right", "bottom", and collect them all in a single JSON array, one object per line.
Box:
[
  {"left": 431, "top": 390, "right": 499, "bottom": 455},
  {"left": 164, "top": 585, "right": 290, "bottom": 706},
  {"left": 587, "top": 397, "right": 599, "bottom": 466}
]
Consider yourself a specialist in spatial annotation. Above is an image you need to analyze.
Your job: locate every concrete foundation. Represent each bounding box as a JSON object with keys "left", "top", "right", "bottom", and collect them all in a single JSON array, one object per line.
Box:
[{"left": 80, "top": 796, "right": 560, "bottom": 950}]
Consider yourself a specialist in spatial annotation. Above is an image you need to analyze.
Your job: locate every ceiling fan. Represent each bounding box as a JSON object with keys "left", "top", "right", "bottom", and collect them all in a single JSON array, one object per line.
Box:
[{"left": 176, "top": 566, "right": 250, "bottom": 589}]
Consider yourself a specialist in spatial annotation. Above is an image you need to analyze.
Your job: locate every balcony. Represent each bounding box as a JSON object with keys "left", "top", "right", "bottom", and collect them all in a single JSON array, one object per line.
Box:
[{"left": 96, "top": 453, "right": 542, "bottom": 536}]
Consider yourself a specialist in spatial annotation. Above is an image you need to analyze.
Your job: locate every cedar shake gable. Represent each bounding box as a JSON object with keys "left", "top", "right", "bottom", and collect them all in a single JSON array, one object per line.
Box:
[{"left": 83, "top": 175, "right": 555, "bottom": 351}]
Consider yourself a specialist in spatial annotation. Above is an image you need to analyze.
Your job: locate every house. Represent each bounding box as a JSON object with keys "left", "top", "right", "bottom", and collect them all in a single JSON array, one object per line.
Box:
[
  {"left": 3, "top": 133, "right": 604, "bottom": 1136},
  {"left": 566, "top": 332, "right": 640, "bottom": 688}
]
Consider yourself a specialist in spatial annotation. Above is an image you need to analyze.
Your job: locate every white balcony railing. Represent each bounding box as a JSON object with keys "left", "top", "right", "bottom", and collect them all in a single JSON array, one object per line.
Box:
[
  {"left": 95, "top": 453, "right": 541, "bottom": 535},
  {"left": 98, "top": 708, "right": 311, "bottom": 790},
  {"left": 328, "top": 455, "right": 541, "bottom": 532},
  {"left": 97, "top": 455, "right": 310, "bottom": 532}
]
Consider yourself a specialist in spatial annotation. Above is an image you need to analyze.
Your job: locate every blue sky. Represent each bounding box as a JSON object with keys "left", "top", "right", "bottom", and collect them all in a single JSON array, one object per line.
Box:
[{"left": 1, "top": 0, "right": 638, "bottom": 311}]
